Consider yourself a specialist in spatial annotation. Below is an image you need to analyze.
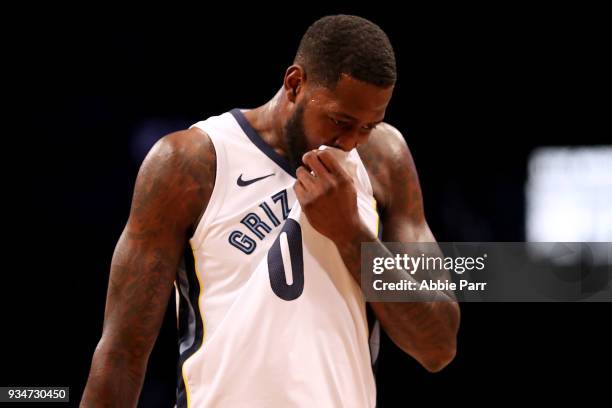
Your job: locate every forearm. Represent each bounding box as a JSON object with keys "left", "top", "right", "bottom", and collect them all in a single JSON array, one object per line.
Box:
[
  {"left": 336, "top": 224, "right": 460, "bottom": 372},
  {"left": 80, "top": 340, "right": 147, "bottom": 408}
]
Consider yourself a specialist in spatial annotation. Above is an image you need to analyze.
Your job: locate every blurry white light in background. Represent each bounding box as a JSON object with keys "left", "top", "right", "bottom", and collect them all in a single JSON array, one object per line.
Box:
[{"left": 526, "top": 146, "right": 612, "bottom": 242}]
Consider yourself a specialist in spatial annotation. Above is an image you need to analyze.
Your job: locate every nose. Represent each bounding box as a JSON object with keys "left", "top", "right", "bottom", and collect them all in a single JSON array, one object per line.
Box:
[{"left": 334, "top": 130, "right": 370, "bottom": 151}]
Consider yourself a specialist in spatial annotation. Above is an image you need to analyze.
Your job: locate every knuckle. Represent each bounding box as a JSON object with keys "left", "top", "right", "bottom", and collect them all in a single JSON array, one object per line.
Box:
[
  {"left": 318, "top": 150, "right": 332, "bottom": 161},
  {"left": 303, "top": 150, "right": 316, "bottom": 163}
]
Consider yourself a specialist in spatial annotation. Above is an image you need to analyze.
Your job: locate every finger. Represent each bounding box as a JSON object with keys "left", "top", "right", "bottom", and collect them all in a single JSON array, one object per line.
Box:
[
  {"left": 301, "top": 150, "right": 315, "bottom": 172},
  {"left": 302, "top": 150, "right": 333, "bottom": 181},
  {"left": 317, "top": 149, "right": 352, "bottom": 183},
  {"left": 296, "top": 166, "right": 316, "bottom": 189},
  {"left": 293, "top": 180, "right": 308, "bottom": 205}
]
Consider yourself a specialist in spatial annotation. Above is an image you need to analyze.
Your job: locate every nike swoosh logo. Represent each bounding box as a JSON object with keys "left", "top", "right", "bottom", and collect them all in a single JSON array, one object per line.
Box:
[{"left": 237, "top": 173, "right": 275, "bottom": 187}]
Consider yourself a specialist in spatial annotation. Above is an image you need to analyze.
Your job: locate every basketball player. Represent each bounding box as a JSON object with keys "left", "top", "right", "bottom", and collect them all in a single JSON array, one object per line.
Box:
[{"left": 81, "top": 15, "right": 460, "bottom": 407}]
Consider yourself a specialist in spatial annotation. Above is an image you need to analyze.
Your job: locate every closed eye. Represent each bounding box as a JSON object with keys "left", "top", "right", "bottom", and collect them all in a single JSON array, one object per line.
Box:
[{"left": 330, "top": 117, "right": 350, "bottom": 128}]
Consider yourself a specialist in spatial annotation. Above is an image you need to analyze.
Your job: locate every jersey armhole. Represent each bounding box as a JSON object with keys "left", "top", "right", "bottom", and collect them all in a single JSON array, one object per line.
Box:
[{"left": 189, "top": 127, "right": 229, "bottom": 250}]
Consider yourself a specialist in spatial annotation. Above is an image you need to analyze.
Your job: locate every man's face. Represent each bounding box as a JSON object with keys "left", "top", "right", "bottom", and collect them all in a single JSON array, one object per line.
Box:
[{"left": 283, "top": 74, "right": 394, "bottom": 171}]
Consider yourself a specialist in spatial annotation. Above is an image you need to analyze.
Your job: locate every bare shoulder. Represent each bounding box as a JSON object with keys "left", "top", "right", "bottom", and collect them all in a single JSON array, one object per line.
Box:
[
  {"left": 361, "top": 122, "right": 409, "bottom": 157},
  {"left": 147, "top": 127, "right": 215, "bottom": 173},
  {"left": 357, "top": 122, "right": 416, "bottom": 209},
  {"left": 130, "top": 127, "right": 216, "bottom": 234}
]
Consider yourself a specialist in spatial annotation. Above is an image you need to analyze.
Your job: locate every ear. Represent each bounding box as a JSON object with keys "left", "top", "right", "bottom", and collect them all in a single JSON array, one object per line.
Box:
[{"left": 283, "top": 65, "right": 306, "bottom": 103}]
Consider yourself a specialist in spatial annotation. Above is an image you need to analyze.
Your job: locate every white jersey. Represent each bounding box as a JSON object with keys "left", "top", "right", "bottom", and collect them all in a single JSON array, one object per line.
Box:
[{"left": 175, "top": 109, "right": 380, "bottom": 407}]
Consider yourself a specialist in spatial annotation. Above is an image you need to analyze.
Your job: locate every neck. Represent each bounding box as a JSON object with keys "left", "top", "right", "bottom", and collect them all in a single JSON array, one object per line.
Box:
[{"left": 244, "top": 88, "right": 290, "bottom": 157}]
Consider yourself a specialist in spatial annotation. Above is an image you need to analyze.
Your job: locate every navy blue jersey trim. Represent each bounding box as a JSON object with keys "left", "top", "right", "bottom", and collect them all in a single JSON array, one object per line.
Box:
[
  {"left": 230, "top": 108, "right": 296, "bottom": 178},
  {"left": 176, "top": 246, "right": 204, "bottom": 408}
]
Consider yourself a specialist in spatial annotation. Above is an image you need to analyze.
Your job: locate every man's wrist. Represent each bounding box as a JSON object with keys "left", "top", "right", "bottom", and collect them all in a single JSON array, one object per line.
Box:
[{"left": 334, "top": 220, "right": 377, "bottom": 248}]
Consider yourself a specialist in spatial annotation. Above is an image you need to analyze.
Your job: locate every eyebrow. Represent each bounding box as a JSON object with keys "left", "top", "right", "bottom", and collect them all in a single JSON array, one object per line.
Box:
[{"left": 331, "top": 111, "right": 385, "bottom": 126}]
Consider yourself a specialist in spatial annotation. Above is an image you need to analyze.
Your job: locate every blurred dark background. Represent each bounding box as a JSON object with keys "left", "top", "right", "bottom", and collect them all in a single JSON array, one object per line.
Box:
[{"left": 2, "top": 5, "right": 609, "bottom": 407}]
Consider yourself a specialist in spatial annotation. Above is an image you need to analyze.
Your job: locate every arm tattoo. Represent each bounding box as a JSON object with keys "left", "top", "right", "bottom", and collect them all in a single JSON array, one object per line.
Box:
[
  {"left": 81, "top": 129, "right": 216, "bottom": 407},
  {"left": 352, "top": 125, "right": 460, "bottom": 371}
]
